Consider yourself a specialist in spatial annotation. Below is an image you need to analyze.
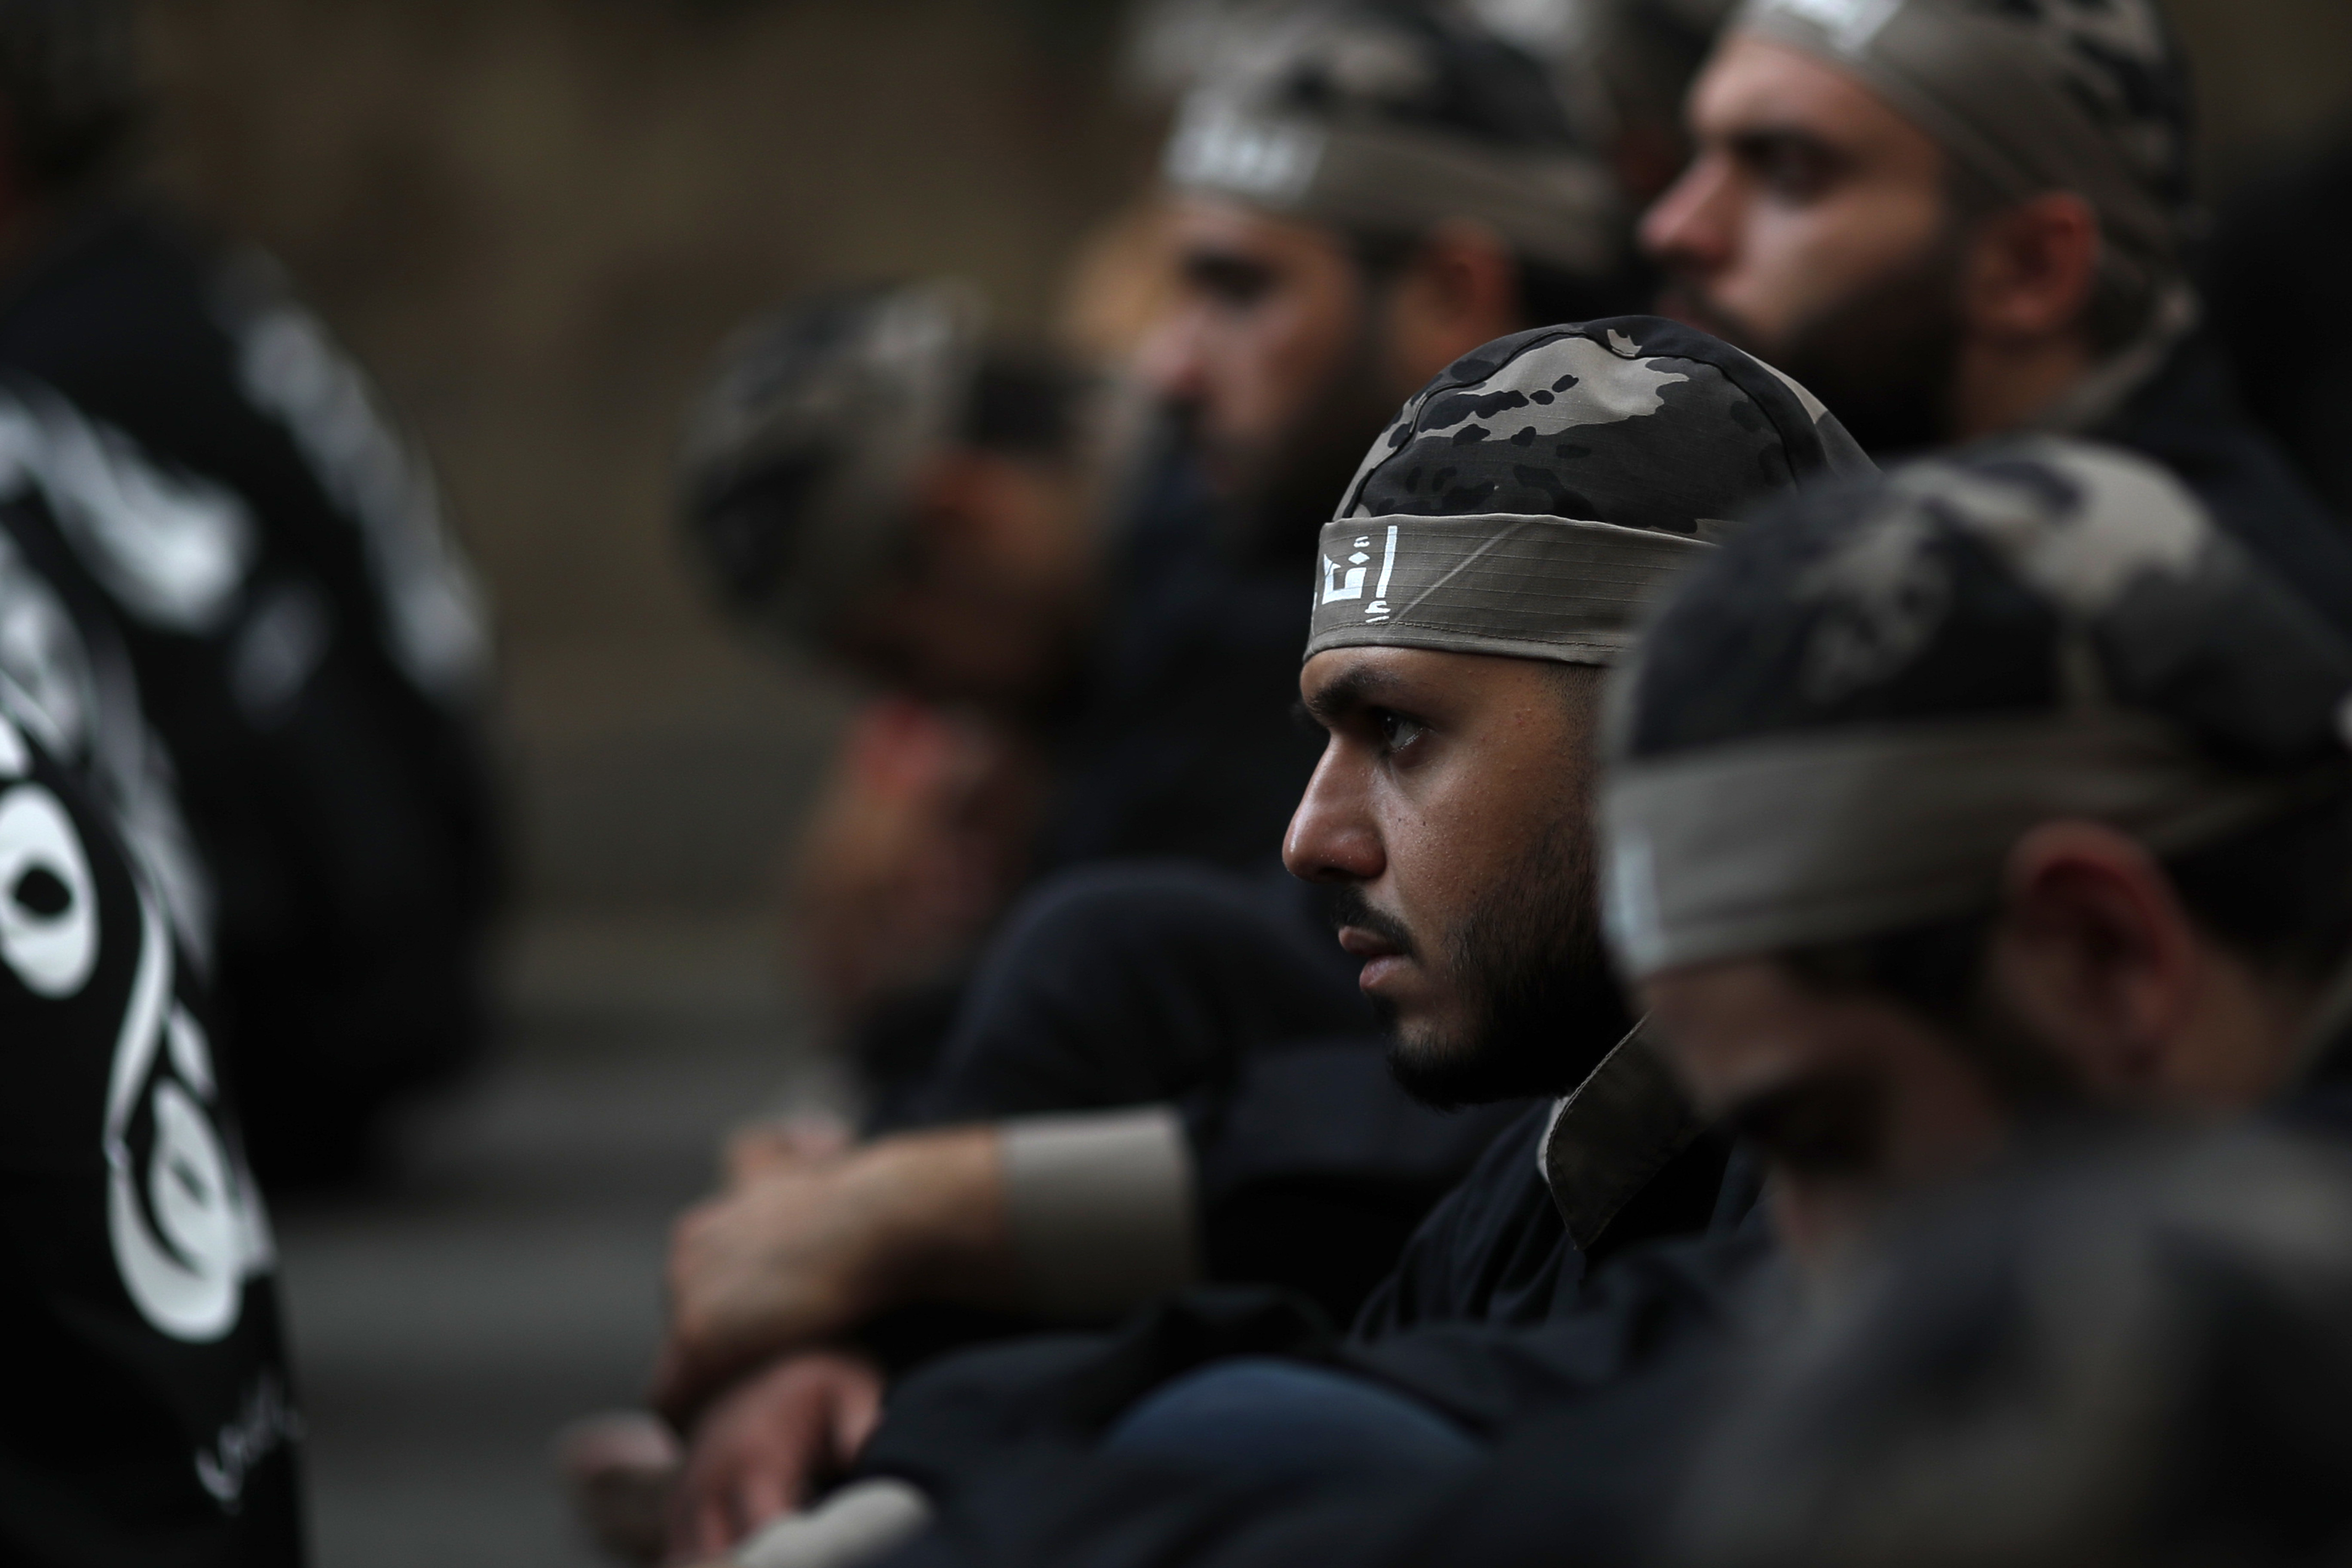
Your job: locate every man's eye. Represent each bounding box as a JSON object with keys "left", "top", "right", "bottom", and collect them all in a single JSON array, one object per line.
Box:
[
  {"left": 1184, "top": 255, "right": 1277, "bottom": 309},
  {"left": 1738, "top": 137, "right": 1840, "bottom": 203},
  {"left": 1374, "top": 710, "right": 1427, "bottom": 753}
]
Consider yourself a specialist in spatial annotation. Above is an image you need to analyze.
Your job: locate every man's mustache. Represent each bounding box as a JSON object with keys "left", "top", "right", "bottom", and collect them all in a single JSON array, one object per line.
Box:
[
  {"left": 1327, "top": 886, "right": 1416, "bottom": 959},
  {"left": 1651, "top": 279, "right": 1765, "bottom": 356}
]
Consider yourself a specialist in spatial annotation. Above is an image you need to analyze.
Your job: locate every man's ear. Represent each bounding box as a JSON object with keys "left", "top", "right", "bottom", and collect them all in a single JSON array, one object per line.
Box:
[
  {"left": 1984, "top": 820, "right": 2202, "bottom": 1093},
  {"left": 1381, "top": 218, "right": 1525, "bottom": 394},
  {"left": 1958, "top": 190, "right": 2102, "bottom": 346}
]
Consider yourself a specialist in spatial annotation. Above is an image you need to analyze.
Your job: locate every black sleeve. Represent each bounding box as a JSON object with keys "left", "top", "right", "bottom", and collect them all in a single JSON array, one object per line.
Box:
[
  {"left": 871, "top": 1241, "right": 1763, "bottom": 1568},
  {"left": 887, "top": 860, "right": 1519, "bottom": 1325},
  {"left": 0, "top": 640, "right": 304, "bottom": 1566},
  {"left": 1332, "top": 1227, "right": 1773, "bottom": 1434}
]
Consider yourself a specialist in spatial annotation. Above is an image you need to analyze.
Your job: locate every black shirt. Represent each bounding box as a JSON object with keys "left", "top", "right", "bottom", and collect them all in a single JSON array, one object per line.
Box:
[
  {"left": 0, "top": 551, "right": 303, "bottom": 1565},
  {"left": 0, "top": 202, "right": 499, "bottom": 1180},
  {"left": 2095, "top": 331, "right": 2352, "bottom": 634}
]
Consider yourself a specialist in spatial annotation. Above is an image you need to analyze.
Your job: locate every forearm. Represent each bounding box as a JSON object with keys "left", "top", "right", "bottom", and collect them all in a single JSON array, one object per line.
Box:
[{"left": 995, "top": 1106, "right": 1199, "bottom": 1318}]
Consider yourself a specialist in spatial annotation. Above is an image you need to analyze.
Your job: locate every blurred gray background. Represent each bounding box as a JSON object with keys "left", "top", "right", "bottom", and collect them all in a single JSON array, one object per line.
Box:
[{"left": 120, "top": 0, "right": 2352, "bottom": 1563}]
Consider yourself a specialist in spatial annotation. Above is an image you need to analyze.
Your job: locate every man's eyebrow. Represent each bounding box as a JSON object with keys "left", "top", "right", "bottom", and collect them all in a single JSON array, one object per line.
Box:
[
  {"left": 1180, "top": 248, "right": 1276, "bottom": 292},
  {"left": 1724, "top": 124, "right": 1847, "bottom": 168},
  {"left": 1301, "top": 665, "right": 1409, "bottom": 724}
]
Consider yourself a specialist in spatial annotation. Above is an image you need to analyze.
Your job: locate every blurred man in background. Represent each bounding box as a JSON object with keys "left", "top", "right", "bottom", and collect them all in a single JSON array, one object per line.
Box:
[
  {"left": 680, "top": 282, "right": 1084, "bottom": 1107},
  {"left": 1639, "top": 0, "right": 2352, "bottom": 628},
  {"left": 0, "top": 0, "right": 500, "bottom": 1185}
]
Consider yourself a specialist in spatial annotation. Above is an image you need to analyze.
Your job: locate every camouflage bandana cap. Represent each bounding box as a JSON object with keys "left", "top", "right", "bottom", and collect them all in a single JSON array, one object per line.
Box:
[
  {"left": 1164, "top": 2, "right": 1623, "bottom": 279},
  {"left": 678, "top": 280, "right": 983, "bottom": 652},
  {"left": 1731, "top": 0, "right": 2193, "bottom": 294},
  {"left": 1602, "top": 438, "right": 2352, "bottom": 980},
  {"left": 1306, "top": 315, "right": 1871, "bottom": 667}
]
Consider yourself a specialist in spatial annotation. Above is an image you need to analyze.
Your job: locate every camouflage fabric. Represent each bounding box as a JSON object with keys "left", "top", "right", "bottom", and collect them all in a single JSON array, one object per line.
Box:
[
  {"left": 1733, "top": 0, "right": 2193, "bottom": 288},
  {"left": 1602, "top": 438, "right": 2352, "bottom": 977},
  {"left": 1164, "top": 0, "right": 1624, "bottom": 279},
  {"left": 677, "top": 281, "right": 982, "bottom": 652},
  {"left": 1305, "top": 315, "right": 1870, "bottom": 666}
]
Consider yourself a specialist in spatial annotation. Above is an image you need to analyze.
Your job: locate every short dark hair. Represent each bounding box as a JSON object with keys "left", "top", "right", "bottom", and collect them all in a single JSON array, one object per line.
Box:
[
  {"left": 1942, "top": 159, "right": 2162, "bottom": 359},
  {"left": 1344, "top": 229, "right": 1642, "bottom": 338},
  {"left": 0, "top": 0, "right": 139, "bottom": 196},
  {"left": 1782, "top": 787, "right": 2352, "bottom": 1026},
  {"left": 961, "top": 352, "right": 1081, "bottom": 462}
]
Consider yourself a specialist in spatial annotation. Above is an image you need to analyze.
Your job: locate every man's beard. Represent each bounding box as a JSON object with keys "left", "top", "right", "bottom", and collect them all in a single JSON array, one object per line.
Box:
[
  {"left": 1656, "top": 228, "right": 1970, "bottom": 457},
  {"left": 1185, "top": 325, "right": 1400, "bottom": 569},
  {"left": 1336, "top": 815, "right": 1636, "bottom": 1110}
]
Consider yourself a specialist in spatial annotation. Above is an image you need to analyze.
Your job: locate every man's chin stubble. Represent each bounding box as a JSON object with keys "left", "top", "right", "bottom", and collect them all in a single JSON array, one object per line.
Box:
[{"left": 1655, "top": 239, "right": 1967, "bottom": 456}]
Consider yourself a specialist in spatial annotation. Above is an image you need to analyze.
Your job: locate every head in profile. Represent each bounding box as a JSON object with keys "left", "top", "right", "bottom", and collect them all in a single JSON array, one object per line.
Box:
[
  {"left": 1140, "top": 0, "right": 1644, "bottom": 550},
  {"left": 678, "top": 280, "right": 1099, "bottom": 711},
  {"left": 1284, "top": 314, "right": 1865, "bottom": 1106}
]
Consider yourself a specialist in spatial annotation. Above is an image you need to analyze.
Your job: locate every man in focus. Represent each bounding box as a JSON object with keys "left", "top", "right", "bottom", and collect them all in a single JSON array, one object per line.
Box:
[
  {"left": 602, "top": 12, "right": 1662, "bottom": 1550},
  {"left": 664, "top": 318, "right": 1866, "bottom": 1565}
]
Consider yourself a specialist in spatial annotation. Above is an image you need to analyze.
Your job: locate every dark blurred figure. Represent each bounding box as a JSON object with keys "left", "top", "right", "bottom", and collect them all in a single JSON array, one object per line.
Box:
[
  {"left": 683, "top": 282, "right": 1096, "bottom": 719},
  {"left": 0, "top": 468, "right": 304, "bottom": 1561},
  {"left": 1681, "top": 1129, "right": 2352, "bottom": 1568},
  {"left": 2205, "top": 131, "right": 2352, "bottom": 520},
  {"left": 0, "top": 0, "right": 499, "bottom": 1185}
]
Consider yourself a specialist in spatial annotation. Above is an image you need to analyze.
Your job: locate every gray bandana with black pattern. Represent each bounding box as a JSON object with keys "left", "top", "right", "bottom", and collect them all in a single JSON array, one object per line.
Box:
[
  {"left": 1602, "top": 438, "right": 2352, "bottom": 979},
  {"left": 1165, "top": 2, "right": 1624, "bottom": 279},
  {"left": 1305, "top": 316, "right": 1870, "bottom": 666},
  {"left": 1730, "top": 0, "right": 2193, "bottom": 292}
]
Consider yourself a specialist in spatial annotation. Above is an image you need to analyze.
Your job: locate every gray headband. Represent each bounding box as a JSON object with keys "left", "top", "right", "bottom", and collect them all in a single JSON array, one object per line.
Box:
[
  {"left": 1165, "top": 94, "right": 1623, "bottom": 279},
  {"left": 1602, "top": 712, "right": 2340, "bottom": 980},
  {"left": 1731, "top": 0, "right": 2180, "bottom": 288},
  {"left": 1305, "top": 511, "right": 1710, "bottom": 667}
]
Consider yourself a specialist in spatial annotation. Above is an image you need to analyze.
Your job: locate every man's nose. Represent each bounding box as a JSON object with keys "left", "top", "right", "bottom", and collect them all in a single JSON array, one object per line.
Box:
[
  {"left": 1639, "top": 156, "right": 1736, "bottom": 275},
  {"left": 1283, "top": 749, "right": 1383, "bottom": 884},
  {"left": 1133, "top": 309, "right": 1210, "bottom": 407}
]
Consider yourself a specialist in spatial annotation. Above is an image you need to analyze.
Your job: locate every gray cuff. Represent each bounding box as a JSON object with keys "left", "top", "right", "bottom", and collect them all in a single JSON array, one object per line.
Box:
[
  {"left": 1000, "top": 1106, "right": 1199, "bottom": 1320},
  {"left": 733, "top": 1478, "right": 933, "bottom": 1568}
]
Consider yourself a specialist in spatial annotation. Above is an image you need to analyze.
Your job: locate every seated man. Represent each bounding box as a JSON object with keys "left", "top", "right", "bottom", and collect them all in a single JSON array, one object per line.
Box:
[
  {"left": 672, "top": 317, "right": 1867, "bottom": 1564},
  {"left": 583, "top": 6, "right": 1666, "bottom": 1546},
  {"left": 1642, "top": 0, "right": 2352, "bottom": 628},
  {"left": 861, "top": 438, "right": 2352, "bottom": 1568}
]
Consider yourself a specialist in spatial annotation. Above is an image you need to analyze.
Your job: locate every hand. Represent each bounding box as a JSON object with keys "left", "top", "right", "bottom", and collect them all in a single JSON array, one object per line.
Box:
[
  {"left": 664, "top": 1351, "right": 885, "bottom": 1564},
  {"left": 556, "top": 1410, "right": 681, "bottom": 1565},
  {"left": 722, "top": 1116, "right": 854, "bottom": 1188},
  {"left": 652, "top": 1128, "right": 1011, "bottom": 1422}
]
